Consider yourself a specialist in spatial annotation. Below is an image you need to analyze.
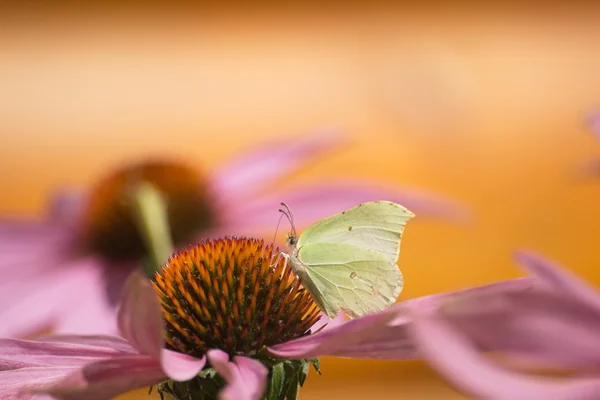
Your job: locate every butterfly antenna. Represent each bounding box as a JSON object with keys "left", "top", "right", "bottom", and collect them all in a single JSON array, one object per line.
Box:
[
  {"left": 269, "top": 212, "right": 287, "bottom": 253},
  {"left": 280, "top": 202, "right": 297, "bottom": 238}
]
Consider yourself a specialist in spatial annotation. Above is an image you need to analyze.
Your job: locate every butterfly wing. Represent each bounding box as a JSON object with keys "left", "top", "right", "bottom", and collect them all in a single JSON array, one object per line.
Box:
[
  {"left": 296, "top": 201, "right": 414, "bottom": 264},
  {"left": 295, "top": 242, "right": 403, "bottom": 319}
]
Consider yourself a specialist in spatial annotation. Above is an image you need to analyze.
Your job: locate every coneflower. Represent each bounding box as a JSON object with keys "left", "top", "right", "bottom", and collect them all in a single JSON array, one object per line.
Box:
[{"left": 0, "top": 237, "right": 530, "bottom": 400}]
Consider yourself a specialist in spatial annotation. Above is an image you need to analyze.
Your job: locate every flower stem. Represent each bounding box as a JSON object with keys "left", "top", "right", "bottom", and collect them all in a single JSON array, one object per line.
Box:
[{"left": 131, "top": 181, "right": 174, "bottom": 275}]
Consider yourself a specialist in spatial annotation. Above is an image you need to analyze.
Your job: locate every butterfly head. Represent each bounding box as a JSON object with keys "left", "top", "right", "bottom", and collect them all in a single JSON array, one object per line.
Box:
[
  {"left": 285, "top": 232, "right": 298, "bottom": 249},
  {"left": 279, "top": 202, "right": 298, "bottom": 249}
]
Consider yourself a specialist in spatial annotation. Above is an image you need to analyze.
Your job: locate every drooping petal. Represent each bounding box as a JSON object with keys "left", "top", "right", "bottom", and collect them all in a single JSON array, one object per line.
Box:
[
  {"left": 309, "top": 312, "right": 347, "bottom": 334},
  {"left": 51, "top": 260, "right": 119, "bottom": 336},
  {"left": 0, "top": 261, "right": 106, "bottom": 338},
  {"left": 408, "top": 308, "right": 600, "bottom": 400},
  {"left": 160, "top": 349, "right": 205, "bottom": 382},
  {"left": 514, "top": 250, "right": 600, "bottom": 313},
  {"left": 268, "top": 307, "right": 412, "bottom": 359},
  {"left": 0, "top": 220, "right": 68, "bottom": 239},
  {"left": 0, "top": 224, "right": 71, "bottom": 272},
  {"left": 222, "top": 181, "right": 469, "bottom": 235},
  {"left": 117, "top": 271, "right": 163, "bottom": 359},
  {"left": 37, "top": 356, "right": 165, "bottom": 400},
  {"left": 0, "top": 366, "right": 81, "bottom": 399},
  {"left": 207, "top": 350, "right": 268, "bottom": 400},
  {"left": 0, "top": 338, "right": 132, "bottom": 369},
  {"left": 439, "top": 285, "right": 600, "bottom": 369},
  {"left": 269, "top": 278, "right": 532, "bottom": 360},
  {"left": 0, "top": 336, "right": 152, "bottom": 400},
  {"left": 35, "top": 336, "right": 137, "bottom": 354},
  {"left": 210, "top": 129, "right": 343, "bottom": 201}
]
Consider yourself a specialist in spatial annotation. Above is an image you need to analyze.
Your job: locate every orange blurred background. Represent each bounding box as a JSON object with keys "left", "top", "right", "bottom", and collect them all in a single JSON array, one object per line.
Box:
[{"left": 2, "top": 2, "right": 600, "bottom": 398}]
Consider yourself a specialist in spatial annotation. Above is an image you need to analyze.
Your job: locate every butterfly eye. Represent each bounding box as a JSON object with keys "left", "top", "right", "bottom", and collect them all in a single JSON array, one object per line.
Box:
[{"left": 286, "top": 234, "right": 297, "bottom": 246}]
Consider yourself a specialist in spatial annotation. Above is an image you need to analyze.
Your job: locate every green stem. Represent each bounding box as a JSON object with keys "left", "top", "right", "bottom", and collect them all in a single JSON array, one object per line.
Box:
[{"left": 131, "top": 182, "right": 174, "bottom": 275}]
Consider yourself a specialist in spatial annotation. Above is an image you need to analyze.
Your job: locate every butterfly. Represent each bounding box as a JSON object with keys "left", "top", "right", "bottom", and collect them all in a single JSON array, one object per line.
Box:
[{"left": 279, "top": 201, "right": 414, "bottom": 319}]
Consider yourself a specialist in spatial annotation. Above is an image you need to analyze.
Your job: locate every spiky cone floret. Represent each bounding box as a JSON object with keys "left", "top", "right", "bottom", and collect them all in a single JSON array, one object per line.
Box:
[{"left": 152, "top": 237, "right": 322, "bottom": 400}]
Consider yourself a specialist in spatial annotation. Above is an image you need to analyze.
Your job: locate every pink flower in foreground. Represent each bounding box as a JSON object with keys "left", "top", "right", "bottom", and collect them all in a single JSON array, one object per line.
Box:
[
  {"left": 0, "top": 238, "right": 530, "bottom": 400},
  {"left": 409, "top": 250, "right": 600, "bottom": 400},
  {"left": 0, "top": 131, "right": 468, "bottom": 338}
]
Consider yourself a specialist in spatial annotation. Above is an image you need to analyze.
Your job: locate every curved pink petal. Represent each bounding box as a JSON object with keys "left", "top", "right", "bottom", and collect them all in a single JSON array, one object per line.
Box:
[
  {"left": 207, "top": 350, "right": 268, "bottom": 400},
  {"left": 117, "top": 271, "right": 163, "bottom": 359},
  {"left": 35, "top": 336, "right": 137, "bottom": 354},
  {"left": 309, "top": 312, "right": 347, "bottom": 334},
  {"left": 409, "top": 308, "right": 600, "bottom": 400},
  {"left": 0, "top": 253, "right": 63, "bottom": 280},
  {"left": 269, "top": 278, "right": 532, "bottom": 360},
  {"left": 0, "top": 230, "right": 71, "bottom": 271},
  {"left": 49, "top": 260, "right": 119, "bottom": 336},
  {"left": 0, "top": 220, "right": 67, "bottom": 238},
  {"left": 0, "top": 222, "right": 72, "bottom": 285},
  {"left": 160, "top": 349, "right": 205, "bottom": 381},
  {"left": 0, "top": 338, "right": 132, "bottom": 369},
  {"left": 515, "top": 250, "right": 600, "bottom": 313},
  {"left": 210, "top": 129, "right": 344, "bottom": 201},
  {"left": 222, "top": 182, "right": 469, "bottom": 235},
  {"left": 0, "top": 336, "right": 151, "bottom": 399},
  {"left": 0, "top": 261, "right": 105, "bottom": 338},
  {"left": 37, "top": 355, "right": 165, "bottom": 400},
  {"left": 440, "top": 286, "right": 600, "bottom": 369},
  {"left": 268, "top": 307, "right": 410, "bottom": 359},
  {"left": 0, "top": 366, "right": 81, "bottom": 399}
]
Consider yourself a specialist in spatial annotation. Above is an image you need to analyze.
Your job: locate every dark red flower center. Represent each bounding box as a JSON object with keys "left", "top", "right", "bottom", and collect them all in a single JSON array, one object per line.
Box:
[{"left": 79, "top": 160, "right": 217, "bottom": 261}]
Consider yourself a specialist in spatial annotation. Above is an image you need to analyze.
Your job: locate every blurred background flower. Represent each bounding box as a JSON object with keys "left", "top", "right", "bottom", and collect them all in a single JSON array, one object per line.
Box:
[{"left": 2, "top": 1, "right": 600, "bottom": 399}]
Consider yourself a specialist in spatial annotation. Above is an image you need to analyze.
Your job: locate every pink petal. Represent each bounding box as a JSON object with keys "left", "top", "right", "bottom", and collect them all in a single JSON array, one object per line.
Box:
[
  {"left": 0, "top": 338, "right": 132, "bottom": 369},
  {"left": 117, "top": 271, "right": 163, "bottom": 359},
  {"left": 309, "top": 312, "right": 347, "bottom": 334},
  {"left": 269, "top": 278, "right": 532, "bottom": 360},
  {"left": 0, "top": 221, "right": 72, "bottom": 282},
  {"left": 160, "top": 349, "right": 205, "bottom": 381},
  {"left": 210, "top": 129, "right": 343, "bottom": 201},
  {"left": 268, "top": 307, "right": 412, "bottom": 359},
  {"left": 52, "top": 264, "right": 119, "bottom": 336},
  {"left": 0, "top": 336, "right": 150, "bottom": 399},
  {"left": 0, "top": 220, "right": 66, "bottom": 238},
  {"left": 222, "top": 182, "right": 469, "bottom": 234},
  {"left": 439, "top": 287, "right": 600, "bottom": 370},
  {"left": 35, "top": 336, "right": 137, "bottom": 354},
  {"left": 0, "top": 366, "right": 81, "bottom": 398},
  {"left": 37, "top": 355, "right": 165, "bottom": 400},
  {"left": 408, "top": 308, "right": 600, "bottom": 400},
  {"left": 0, "top": 262, "right": 105, "bottom": 338},
  {"left": 515, "top": 250, "right": 600, "bottom": 313},
  {"left": 0, "top": 252, "right": 61, "bottom": 277},
  {"left": 207, "top": 350, "right": 268, "bottom": 400}
]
